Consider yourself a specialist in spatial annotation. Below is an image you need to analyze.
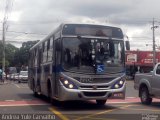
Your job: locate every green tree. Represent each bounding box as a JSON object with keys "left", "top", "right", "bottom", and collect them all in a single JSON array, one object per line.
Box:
[
  {"left": 12, "top": 40, "right": 39, "bottom": 68},
  {"left": 0, "top": 41, "right": 18, "bottom": 67}
]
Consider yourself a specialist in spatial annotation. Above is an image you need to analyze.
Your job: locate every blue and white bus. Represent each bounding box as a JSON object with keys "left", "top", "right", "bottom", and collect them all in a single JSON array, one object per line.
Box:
[{"left": 28, "top": 23, "right": 130, "bottom": 105}]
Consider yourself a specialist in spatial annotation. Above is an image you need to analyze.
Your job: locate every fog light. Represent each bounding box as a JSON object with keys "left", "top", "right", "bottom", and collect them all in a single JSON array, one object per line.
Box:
[
  {"left": 115, "top": 84, "right": 119, "bottom": 89},
  {"left": 119, "top": 80, "right": 124, "bottom": 85},
  {"left": 69, "top": 84, "right": 73, "bottom": 89},
  {"left": 64, "top": 80, "right": 69, "bottom": 85}
]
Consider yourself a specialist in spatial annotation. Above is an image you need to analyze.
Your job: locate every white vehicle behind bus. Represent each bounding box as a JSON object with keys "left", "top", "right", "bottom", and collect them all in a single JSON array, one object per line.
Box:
[{"left": 18, "top": 71, "right": 28, "bottom": 83}]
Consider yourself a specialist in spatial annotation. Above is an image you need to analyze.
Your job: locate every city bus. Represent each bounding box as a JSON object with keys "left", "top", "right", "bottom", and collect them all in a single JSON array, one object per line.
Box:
[{"left": 28, "top": 23, "right": 130, "bottom": 105}]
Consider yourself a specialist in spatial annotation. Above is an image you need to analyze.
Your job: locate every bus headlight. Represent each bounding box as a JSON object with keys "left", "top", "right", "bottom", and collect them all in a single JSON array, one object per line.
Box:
[
  {"left": 119, "top": 80, "right": 124, "bottom": 85},
  {"left": 64, "top": 80, "right": 69, "bottom": 85},
  {"left": 69, "top": 84, "right": 73, "bottom": 89},
  {"left": 112, "top": 79, "right": 125, "bottom": 89},
  {"left": 60, "top": 77, "right": 78, "bottom": 89},
  {"left": 114, "top": 84, "right": 119, "bottom": 89}
]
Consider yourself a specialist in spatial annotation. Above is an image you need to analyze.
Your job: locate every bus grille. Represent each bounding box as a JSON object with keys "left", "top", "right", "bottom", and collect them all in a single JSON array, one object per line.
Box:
[
  {"left": 74, "top": 77, "right": 114, "bottom": 84},
  {"left": 83, "top": 92, "right": 106, "bottom": 97},
  {"left": 80, "top": 85, "right": 109, "bottom": 90}
]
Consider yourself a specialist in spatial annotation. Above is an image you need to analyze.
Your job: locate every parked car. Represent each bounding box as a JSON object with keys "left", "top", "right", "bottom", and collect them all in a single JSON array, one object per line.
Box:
[
  {"left": 134, "top": 63, "right": 160, "bottom": 105},
  {"left": 2, "top": 72, "right": 6, "bottom": 78},
  {"left": 14, "top": 73, "right": 19, "bottom": 81},
  {"left": 18, "top": 71, "right": 28, "bottom": 83},
  {"left": 10, "top": 74, "right": 15, "bottom": 80}
]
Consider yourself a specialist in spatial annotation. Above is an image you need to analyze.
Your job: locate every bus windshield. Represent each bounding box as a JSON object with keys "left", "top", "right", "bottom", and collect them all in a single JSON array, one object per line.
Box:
[{"left": 62, "top": 37, "right": 125, "bottom": 74}]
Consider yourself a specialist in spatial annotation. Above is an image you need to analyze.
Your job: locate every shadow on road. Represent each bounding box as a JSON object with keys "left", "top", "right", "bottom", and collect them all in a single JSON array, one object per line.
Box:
[{"left": 51, "top": 100, "right": 117, "bottom": 111}]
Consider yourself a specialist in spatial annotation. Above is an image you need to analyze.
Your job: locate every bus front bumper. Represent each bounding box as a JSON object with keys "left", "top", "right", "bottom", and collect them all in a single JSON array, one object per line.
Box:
[{"left": 57, "top": 84, "right": 126, "bottom": 101}]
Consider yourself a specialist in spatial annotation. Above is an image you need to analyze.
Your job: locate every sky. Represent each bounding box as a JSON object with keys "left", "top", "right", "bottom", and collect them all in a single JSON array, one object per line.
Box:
[{"left": 0, "top": 0, "right": 160, "bottom": 50}]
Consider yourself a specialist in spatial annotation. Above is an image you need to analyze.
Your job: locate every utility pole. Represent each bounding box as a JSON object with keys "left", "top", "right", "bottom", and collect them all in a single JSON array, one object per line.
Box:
[
  {"left": 1, "top": 0, "right": 13, "bottom": 81},
  {"left": 2, "top": 21, "right": 6, "bottom": 80},
  {"left": 151, "top": 18, "right": 158, "bottom": 68}
]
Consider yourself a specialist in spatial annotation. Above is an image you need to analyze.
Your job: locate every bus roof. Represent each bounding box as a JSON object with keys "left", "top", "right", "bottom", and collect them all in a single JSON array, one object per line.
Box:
[{"left": 30, "top": 23, "right": 123, "bottom": 51}]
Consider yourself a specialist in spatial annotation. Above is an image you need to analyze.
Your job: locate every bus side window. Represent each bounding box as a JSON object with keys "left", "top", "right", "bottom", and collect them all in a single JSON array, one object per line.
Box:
[
  {"left": 55, "top": 39, "right": 61, "bottom": 64},
  {"left": 50, "top": 37, "right": 53, "bottom": 49},
  {"left": 55, "top": 39, "right": 61, "bottom": 51},
  {"left": 50, "top": 37, "right": 54, "bottom": 61},
  {"left": 33, "top": 49, "right": 35, "bottom": 65},
  {"left": 42, "top": 41, "right": 48, "bottom": 63},
  {"left": 48, "top": 38, "right": 54, "bottom": 62},
  {"left": 47, "top": 39, "right": 50, "bottom": 61},
  {"left": 47, "top": 39, "right": 50, "bottom": 50},
  {"left": 39, "top": 43, "right": 43, "bottom": 65},
  {"left": 42, "top": 43, "right": 44, "bottom": 63},
  {"left": 35, "top": 48, "right": 38, "bottom": 66},
  {"left": 42, "top": 42, "right": 45, "bottom": 52}
]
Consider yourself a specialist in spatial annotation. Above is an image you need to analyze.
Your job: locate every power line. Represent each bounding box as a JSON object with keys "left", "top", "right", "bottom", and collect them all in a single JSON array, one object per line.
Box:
[
  {"left": 0, "top": 29, "right": 47, "bottom": 35},
  {"left": 6, "top": 30, "right": 48, "bottom": 35},
  {"left": 7, "top": 21, "right": 58, "bottom": 25}
]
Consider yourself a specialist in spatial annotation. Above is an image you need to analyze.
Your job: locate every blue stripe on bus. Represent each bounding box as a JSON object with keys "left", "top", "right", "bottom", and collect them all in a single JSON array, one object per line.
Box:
[
  {"left": 52, "top": 64, "right": 64, "bottom": 73},
  {"left": 44, "top": 65, "right": 50, "bottom": 73}
]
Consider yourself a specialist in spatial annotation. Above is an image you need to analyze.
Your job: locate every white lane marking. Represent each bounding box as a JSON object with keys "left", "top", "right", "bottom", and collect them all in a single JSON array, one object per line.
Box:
[
  {"left": 14, "top": 83, "right": 20, "bottom": 88},
  {"left": 13, "top": 83, "right": 28, "bottom": 88}
]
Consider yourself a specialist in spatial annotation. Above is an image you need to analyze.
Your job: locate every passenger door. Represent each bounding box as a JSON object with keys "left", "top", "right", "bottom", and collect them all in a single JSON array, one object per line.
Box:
[
  {"left": 54, "top": 39, "right": 61, "bottom": 97},
  {"left": 152, "top": 64, "right": 160, "bottom": 96}
]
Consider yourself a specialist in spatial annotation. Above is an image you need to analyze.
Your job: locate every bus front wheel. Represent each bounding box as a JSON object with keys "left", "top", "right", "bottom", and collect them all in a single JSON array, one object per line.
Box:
[{"left": 96, "top": 100, "right": 106, "bottom": 105}]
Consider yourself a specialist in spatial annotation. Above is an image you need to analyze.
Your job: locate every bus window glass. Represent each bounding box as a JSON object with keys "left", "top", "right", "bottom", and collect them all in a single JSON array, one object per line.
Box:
[
  {"left": 35, "top": 49, "right": 38, "bottom": 66},
  {"left": 48, "top": 38, "right": 53, "bottom": 61},
  {"left": 62, "top": 38, "right": 124, "bottom": 74},
  {"left": 45, "top": 41, "right": 47, "bottom": 51},
  {"left": 50, "top": 37, "right": 53, "bottom": 49},
  {"left": 42, "top": 41, "right": 48, "bottom": 63},
  {"left": 47, "top": 39, "right": 50, "bottom": 50},
  {"left": 42, "top": 42, "right": 45, "bottom": 52}
]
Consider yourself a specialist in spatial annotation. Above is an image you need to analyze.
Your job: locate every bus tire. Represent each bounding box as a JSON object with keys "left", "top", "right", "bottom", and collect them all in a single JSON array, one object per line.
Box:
[
  {"left": 33, "top": 88, "right": 39, "bottom": 97},
  {"left": 96, "top": 100, "right": 106, "bottom": 105},
  {"left": 140, "top": 86, "right": 152, "bottom": 105}
]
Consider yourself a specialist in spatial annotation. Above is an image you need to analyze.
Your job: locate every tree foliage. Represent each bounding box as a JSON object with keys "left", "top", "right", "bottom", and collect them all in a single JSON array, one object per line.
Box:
[
  {"left": 0, "top": 40, "right": 39, "bottom": 68},
  {"left": 13, "top": 40, "right": 39, "bottom": 67},
  {"left": 0, "top": 41, "right": 18, "bottom": 67}
]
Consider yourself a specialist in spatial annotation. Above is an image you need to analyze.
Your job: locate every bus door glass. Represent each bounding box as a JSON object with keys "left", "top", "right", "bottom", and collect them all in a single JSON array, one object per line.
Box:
[{"left": 54, "top": 38, "right": 61, "bottom": 96}]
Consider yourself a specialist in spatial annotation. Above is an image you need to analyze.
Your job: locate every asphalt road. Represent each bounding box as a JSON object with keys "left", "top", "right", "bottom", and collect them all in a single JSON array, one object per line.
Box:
[{"left": 0, "top": 80, "right": 160, "bottom": 120}]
